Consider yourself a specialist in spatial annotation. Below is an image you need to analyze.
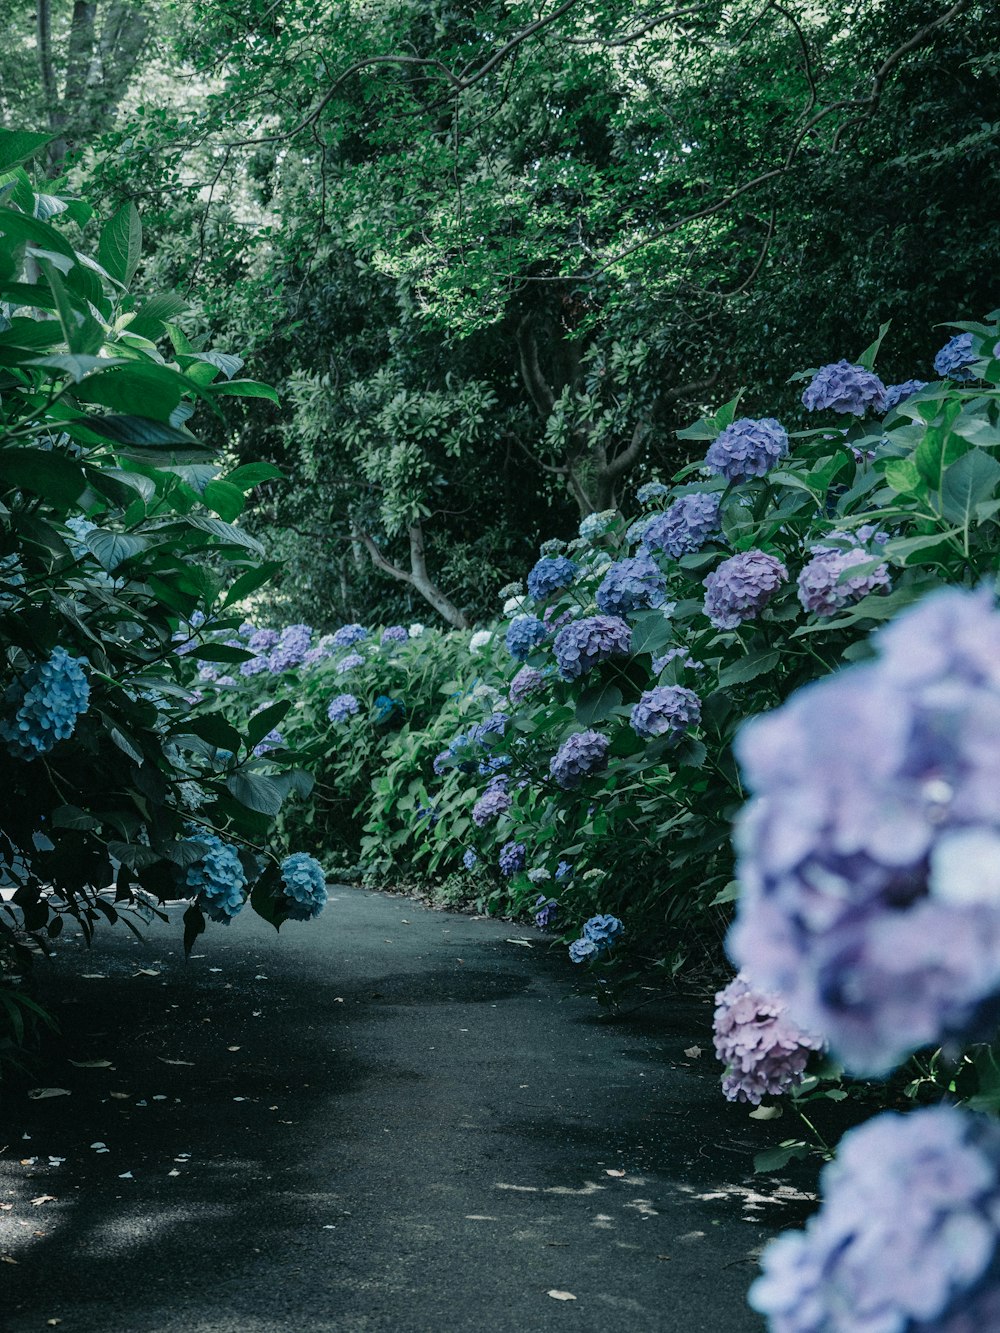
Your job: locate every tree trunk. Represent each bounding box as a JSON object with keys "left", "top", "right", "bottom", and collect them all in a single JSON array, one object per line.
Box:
[{"left": 354, "top": 522, "right": 470, "bottom": 630}]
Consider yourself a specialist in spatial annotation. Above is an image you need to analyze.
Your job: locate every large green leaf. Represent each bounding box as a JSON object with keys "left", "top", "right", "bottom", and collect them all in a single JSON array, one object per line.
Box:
[
  {"left": 84, "top": 530, "right": 149, "bottom": 571},
  {"left": 74, "top": 362, "right": 188, "bottom": 420},
  {"left": 226, "top": 771, "right": 287, "bottom": 816},
  {"left": 0, "top": 129, "right": 53, "bottom": 173},
  {"left": 0, "top": 448, "right": 87, "bottom": 505},
  {"left": 940, "top": 448, "right": 1000, "bottom": 527},
  {"left": 98, "top": 202, "right": 142, "bottom": 287},
  {"left": 201, "top": 479, "right": 245, "bottom": 521},
  {"left": 222, "top": 560, "right": 283, "bottom": 607},
  {"left": 205, "top": 379, "right": 281, "bottom": 405},
  {"left": 718, "top": 649, "right": 781, "bottom": 688},
  {"left": 575, "top": 681, "right": 623, "bottom": 726},
  {"left": 127, "top": 293, "right": 189, "bottom": 340}
]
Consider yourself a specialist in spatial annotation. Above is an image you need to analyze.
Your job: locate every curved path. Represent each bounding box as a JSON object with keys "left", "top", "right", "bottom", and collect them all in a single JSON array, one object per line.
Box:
[{"left": 0, "top": 887, "right": 808, "bottom": 1331}]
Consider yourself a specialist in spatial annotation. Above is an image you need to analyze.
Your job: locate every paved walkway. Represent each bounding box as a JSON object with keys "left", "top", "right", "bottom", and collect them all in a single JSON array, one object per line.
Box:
[{"left": 0, "top": 887, "right": 810, "bottom": 1331}]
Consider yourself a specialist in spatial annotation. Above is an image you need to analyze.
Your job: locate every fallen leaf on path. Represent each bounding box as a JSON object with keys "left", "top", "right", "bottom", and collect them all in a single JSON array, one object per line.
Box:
[
  {"left": 605, "top": 1169, "right": 626, "bottom": 1177},
  {"left": 167, "top": 1169, "right": 180, "bottom": 1177},
  {"left": 547, "top": 1291, "right": 577, "bottom": 1302},
  {"left": 657, "top": 1254, "right": 672, "bottom": 1261},
  {"left": 227, "top": 1046, "right": 240, "bottom": 1052},
  {"left": 1, "top": 1256, "right": 18, "bottom": 1264},
  {"left": 0, "top": 1204, "right": 12, "bottom": 1212},
  {"left": 133, "top": 969, "right": 160, "bottom": 978},
  {"left": 30, "top": 1196, "right": 56, "bottom": 1206},
  {"left": 80, "top": 974, "right": 106, "bottom": 980},
  {"left": 505, "top": 939, "right": 532, "bottom": 948},
  {"left": 749, "top": 1105, "right": 783, "bottom": 1121},
  {"left": 109, "top": 1092, "right": 130, "bottom": 1100},
  {"left": 69, "top": 1059, "right": 113, "bottom": 1069},
  {"left": 27, "top": 1088, "right": 70, "bottom": 1100},
  {"left": 683, "top": 1045, "right": 702, "bottom": 1058},
  {"left": 118, "top": 1171, "right": 133, "bottom": 1179},
  {"left": 157, "top": 1058, "right": 194, "bottom": 1066}
]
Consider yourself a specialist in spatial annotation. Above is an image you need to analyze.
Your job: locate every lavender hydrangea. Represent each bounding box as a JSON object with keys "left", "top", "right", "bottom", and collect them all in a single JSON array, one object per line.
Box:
[
  {"left": 713, "top": 974, "right": 824, "bottom": 1105},
  {"left": 472, "top": 785, "right": 513, "bottom": 827},
  {"left": 553, "top": 615, "right": 631, "bottom": 680},
  {"left": 1, "top": 647, "right": 90, "bottom": 757},
  {"left": 248, "top": 628, "right": 279, "bottom": 654},
  {"left": 549, "top": 729, "right": 610, "bottom": 789},
  {"left": 595, "top": 552, "right": 668, "bottom": 616},
  {"left": 498, "top": 841, "right": 526, "bottom": 876},
  {"left": 728, "top": 586, "right": 1000, "bottom": 1076},
  {"left": 462, "top": 848, "right": 478, "bottom": 870},
  {"left": 652, "top": 646, "right": 703, "bottom": 675},
  {"left": 505, "top": 614, "right": 548, "bottom": 661},
  {"left": 327, "top": 693, "right": 360, "bottom": 723},
  {"left": 883, "top": 379, "right": 928, "bottom": 411},
  {"left": 630, "top": 685, "right": 701, "bottom": 741},
  {"left": 332, "top": 623, "right": 368, "bottom": 647},
  {"left": 703, "top": 550, "right": 788, "bottom": 629},
  {"left": 239, "top": 655, "right": 270, "bottom": 679},
  {"left": 268, "top": 623, "right": 313, "bottom": 672},
  {"left": 797, "top": 545, "right": 891, "bottom": 617},
  {"left": 381, "top": 625, "right": 408, "bottom": 644},
  {"left": 509, "top": 665, "right": 548, "bottom": 705},
  {"left": 636, "top": 481, "right": 669, "bottom": 504},
  {"left": 569, "top": 937, "right": 599, "bottom": 963},
  {"left": 642, "top": 493, "right": 721, "bottom": 559},
  {"left": 801, "top": 360, "right": 888, "bottom": 416},
  {"left": 183, "top": 830, "right": 246, "bottom": 923},
  {"left": 533, "top": 896, "right": 558, "bottom": 928},
  {"left": 252, "top": 729, "right": 283, "bottom": 757},
  {"left": 555, "top": 860, "right": 573, "bottom": 881},
  {"left": 526, "top": 555, "right": 579, "bottom": 601},
  {"left": 750, "top": 1107, "right": 1000, "bottom": 1332},
  {"left": 280, "top": 852, "right": 327, "bottom": 921},
  {"left": 336, "top": 652, "right": 365, "bottom": 675},
  {"left": 705, "top": 417, "right": 789, "bottom": 481},
  {"left": 934, "top": 332, "right": 977, "bottom": 380}
]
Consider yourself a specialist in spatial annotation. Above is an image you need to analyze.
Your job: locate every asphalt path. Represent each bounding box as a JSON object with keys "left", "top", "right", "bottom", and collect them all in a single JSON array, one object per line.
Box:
[{"left": 0, "top": 887, "right": 813, "bottom": 1332}]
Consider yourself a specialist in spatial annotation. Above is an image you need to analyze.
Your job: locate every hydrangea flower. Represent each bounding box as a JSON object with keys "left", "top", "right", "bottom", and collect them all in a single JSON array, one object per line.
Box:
[
  {"left": 183, "top": 829, "right": 246, "bottom": 923},
  {"left": 555, "top": 860, "right": 573, "bottom": 881},
  {"left": 280, "top": 852, "right": 327, "bottom": 921},
  {"left": 408, "top": 623, "right": 425, "bottom": 638},
  {"left": 472, "top": 786, "right": 512, "bottom": 827},
  {"left": 595, "top": 552, "right": 668, "bottom": 616},
  {"left": 268, "top": 624, "right": 313, "bottom": 672},
  {"left": 510, "top": 665, "right": 548, "bottom": 705},
  {"left": 703, "top": 550, "right": 788, "bottom": 629},
  {"left": 327, "top": 693, "right": 359, "bottom": 723},
  {"left": 728, "top": 586, "right": 1000, "bottom": 1076},
  {"left": 240, "top": 655, "right": 270, "bottom": 678},
  {"left": 652, "top": 647, "right": 703, "bottom": 675},
  {"left": 801, "top": 360, "right": 888, "bottom": 415},
  {"left": 503, "top": 596, "right": 525, "bottom": 617},
  {"left": 527, "top": 868, "right": 551, "bottom": 884},
  {"left": 505, "top": 614, "right": 548, "bottom": 661},
  {"left": 1, "top": 647, "right": 90, "bottom": 757},
  {"left": 332, "top": 623, "right": 368, "bottom": 647},
  {"left": 626, "top": 515, "right": 653, "bottom": 546},
  {"left": 336, "top": 652, "right": 365, "bottom": 675},
  {"left": 569, "top": 937, "right": 599, "bottom": 963},
  {"left": 248, "top": 628, "right": 279, "bottom": 653},
  {"left": 550, "top": 730, "right": 610, "bottom": 789},
  {"left": 381, "top": 625, "right": 408, "bottom": 644},
  {"left": 883, "top": 378, "right": 928, "bottom": 411},
  {"left": 642, "top": 493, "right": 721, "bottom": 559},
  {"left": 469, "top": 629, "right": 493, "bottom": 655},
  {"left": 797, "top": 545, "right": 891, "bottom": 617},
  {"left": 539, "top": 538, "right": 568, "bottom": 557},
  {"left": 583, "top": 914, "right": 624, "bottom": 946},
  {"left": 749, "top": 1107, "right": 1000, "bottom": 1332},
  {"left": 934, "top": 332, "right": 977, "bottom": 380},
  {"left": 526, "top": 555, "right": 579, "bottom": 601},
  {"left": 462, "top": 848, "right": 478, "bottom": 870},
  {"left": 0, "top": 553, "right": 24, "bottom": 610},
  {"left": 578, "top": 509, "right": 618, "bottom": 541},
  {"left": 636, "top": 481, "right": 669, "bottom": 504},
  {"left": 713, "top": 974, "right": 824, "bottom": 1105},
  {"left": 373, "top": 694, "right": 404, "bottom": 723},
  {"left": 252, "top": 729, "right": 283, "bottom": 757},
  {"left": 553, "top": 615, "right": 631, "bottom": 680},
  {"left": 498, "top": 581, "right": 524, "bottom": 600},
  {"left": 630, "top": 685, "right": 701, "bottom": 741},
  {"left": 533, "top": 896, "right": 558, "bottom": 928},
  {"left": 499, "top": 841, "right": 526, "bottom": 876},
  {"left": 704, "top": 417, "right": 789, "bottom": 481}
]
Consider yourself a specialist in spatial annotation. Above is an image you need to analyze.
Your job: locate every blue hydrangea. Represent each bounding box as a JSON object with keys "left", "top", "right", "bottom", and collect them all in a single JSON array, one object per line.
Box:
[
  {"left": 704, "top": 417, "right": 789, "bottom": 481},
  {"left": 703, "top": 550, "right": 788, "bottom": 629},
  {"left": 327, "top": 693, "right": 360, "bottom": 723},
  {"left": 467, "top": 713, "right": 508, "bottom": 745},
  {"left": 1, "top": 647, "right": 90, "bottom": 758},
  {"left": 642, "top": 493, "right": 721, "bottom": 558},
  {"left": 801, "top": 361, "right": 888, "bottom": 416},
  {"left": 248, "top": 628, "right": 278, "bottom": 653},
  {"left": 555, "top": 860, "right": 573, "bottom": 881},
  {"left": 336, "top": 652, "right": 365, "bottom": 675},
  {"left": 462, "top": 848, "right": 478, "bottom": 871},
  {"left": 238, "top": 621, "right": 256, "bottom": 637},
  {"left": 526, "top": 555, "right": 579, "bottom": 601},
  {"left": 934, "top": 332, "right": 977, "bottom": 380},
  {"left": 578, "top": 510, "right": 618, "bottom": 541},
  {"left": 240, "top": 655, "right": 270, "bottom": 678},
  {"left": 595, "top": 552, "right": 668, "bottom": 616},
  {"left": 380, "top": 625, "right": 408, "bottom": 644},
  {"left": 569, "top": 937, "right": 599, "bottom": 963},
  {"left": 883, "top": 378, "right": 928, "bottom": 410},
  {"left": 252, "top": 729, "right": 283, "bottom": 757},
  {"left": 183, "top": 830, "right": 247, "bottom": 924},
  {"left": 652, "top": 646, "right": 703, "bottom": 675},
  {"left": 0, "top": 553, "right": 24, "bottom": 610},
  {"left": 539, "top": 538, "right": 568, "bottom": 557},
  {"left": 472, "top": 786, "right": 512, "bottom": 827},
  {"left": 373, "top": 694, "right": 405, "bottom": 723},
  {"left": 332, "top": 623, "right": 368, "bottom": 647},
  {"left": 533, "top": 896, "right": 558, "bottom": 928},
  {"left": 797, "top": 545, "right": 891, "bottom": 617},
  {"left": 583, "top": 914, "right": 624, "bottom": 946},
  {"left": 280, "top": 852, "right": 327, "bottom": 921},
  {"left": 478, "top": 754, "right": 511, "bottom": 777},
  {"left": 499, "top": 841, "right": 526, "bottom": 877},
  {"left": 636, "top": 481, "right": 669, "bottom": 504},
  {"left": 549, "top": 730, "right": 610, "bottom": 789},
  {"left": 505, "top": 614, "right": 548, "bottom": 661},
  {"left": 630, "top": 685, "right": 701, "bottom": 741},
  {"left": 553, "top": 615, "right": 631, "bottom": 680},
  {"left": 268, "top": 624, "right": 313, "bottom": 672},
  {"left": 509, "top": 665, "right": 549, "bottom": 705}
]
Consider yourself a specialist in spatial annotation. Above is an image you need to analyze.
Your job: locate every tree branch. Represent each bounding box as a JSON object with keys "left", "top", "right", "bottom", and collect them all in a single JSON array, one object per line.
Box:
[
  {"left": 515, "top": 317, "right": 556, "bottom": 417},
  {"left": 353, "top": 522, "right": 470, "bottom": 629}
]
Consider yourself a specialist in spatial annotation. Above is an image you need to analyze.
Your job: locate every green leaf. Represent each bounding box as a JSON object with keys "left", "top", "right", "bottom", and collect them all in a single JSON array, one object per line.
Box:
[
  {"left": 718, "top": 649, "right": 780, "bottom": 688},
  {"left": 753, "top": 1142, "right": 810, "bottom": 1174},
  {"left": 940, "top": 448, "right": 1000, "bottom": 526},
  {"left": 204, "top": 378, "right": 280, "bottom": 405},
  {"left": 84, "top": 530, "right": 149, "bottom": 571},
  {"left": 127, "top": 293, "right": 189, "bottom": 340},
  {"left": 98, "top": 203, "right": 142, "bottom": 287},
  {"left": 179, "top": 713, "right": 243, "bottom": 752},
  {"left": 575, "top": 682, "right": 623, "bottom": 726},
  {"left": 856, "top": 321, "right": 891, "bottom": 372},
  {"left": 0, "top": 448, "right": 87, "bottom": 505},
  {"left": 915, "top": 426, "right": 968, "bottom": 489},
  {"left": 201, "top": 479, "right": 245, "bottom": 521},
  {"left": 222, "top": 560, "right": 282, "bottom": 608},
  {"left": 40, "top": 258, "right": 104, "bottom": 356},
  {"left": 183, "top": 515, "right": 266, "bottom": 555},
  {"left": 74, "top": 363, "right": 188, "bottom": 421},
  {"left": 189, "top": 643, "right": 255, "bottom": 663},
  {"left": 247, "top": 700, "right": 291, "bottom": 749},
  {"left": 0, "top": 129, "right": 53, "bottom": 173},
  {"left": 710, "top": 880, "right": 740, "bottom": 906},
  {"left": 882, "top": 458, "right": 923, "bottom": 495},
  {"left": 226, "top": 771, "right": 286, "bottom": 816},
  {"left": 225, "top": 462, "right": 286, "bottom": 491},
  {"left": 629, "top": 611, "right": 674, "bottom": 656},
  {"left": 75, "top": 414, "right": 206, "bottom": 449}
]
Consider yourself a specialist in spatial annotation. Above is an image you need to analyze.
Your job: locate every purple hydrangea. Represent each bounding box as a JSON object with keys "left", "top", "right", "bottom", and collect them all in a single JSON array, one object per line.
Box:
[
  {"left": 268, "top": 623, "right": 313, "bottom": 672},
  {"left": 381, "top": 625, "right": 408, "bottom": 644},
  {"left": 553, "top": 615, "right": 631, "bottom": 680},
  {"left": 549, "top": 729, "right": 610, "bottom": 789},
  {"left": 728, "top": 586, "right": 1000, "bottom": 1076},
  {"left": 498, "top": 840, "right": 526, "bottom": 877},
  {"left": 509, "top": 665, "right": 548, "bottom": 705},
  {"left": 327, "top": 693, "right": 360, "bottom": 723},
  {"left": 280, "top": 852, "right": 327, "bottom": 921},
  {"left": 636, "top": 481, "right": 669, "bottom": 504},
  {"left": 248, "top": 628, "right": 279, "bottom": 653},
  {"left": 713, "top": 974, "right": 824, "bottom": 1105},
  {"left": 750, "top": 1107, "right": 1000, "bottom": 1332},
  {"left": 883, "top": 379, "right": 928, "bottom": 411},
  {"left": 797, "top": 545, "right": 891, "bottom": 617},
  {"left": 526, "top": 555, "right": 579, "bottom": 601},
  {"left": 630, "top": 685, "right": 701, "bottom": 741},
  {"left": 332, "top": 623, "right": 368, "bottom": 647},
  {"left": 472, "top": 785, "right": 512, "bottom": 827},
  {"left": 652, "top": 647, "right": 703, "bottom": 675},
  {"left": 462, "top": 848, "right": 478, "bottom": 870},
  {"left": 934, "top": 332, "right": 977, "bottom": 380},
  {"left": 555, "top": 860, "right": 573, "bottom": 880},
  {"left": 533, "top": 895, "right": 558, "bottom": 928},
  {"left": 336, "top": 652, "right": 365, "bottom": 675},
  {"left": 252, "top": 728, "right": 283, "bottom": 757},
  {"left": 801, "top": 360, "right": 888, "bottom": 416},
  {"left": 595, "top": 552, "right": 668, "bottom": 616},
  {"left": 240, "top": 655, "right": 270, "bottom": 679},
  {"left": 703, "top": 550, "right": 788, "bottom": 629},
  {"left": 505, "top": 614, "right": 548, "bottom": 661},
  {"left": 705, "top": 417, "right": 789, "bottom": 481},
  {"left": 642, "top": 493, "right": 722, "bottom": 559}
]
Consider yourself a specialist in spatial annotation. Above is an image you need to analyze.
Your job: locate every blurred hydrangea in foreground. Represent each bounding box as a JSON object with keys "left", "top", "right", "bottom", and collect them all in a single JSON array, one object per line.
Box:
[
  {"left": 713, "top": 974, "right": 823, "bottom": 1105},
  {"left": 1, "top": 646, "right": 90, "bottom": 758},
  {"left": 750, "top": 1106, "right": 1000, "bottom": 1332},
  {"left": 729, "top": 586, "right": 1000, "bottom": 1075}
]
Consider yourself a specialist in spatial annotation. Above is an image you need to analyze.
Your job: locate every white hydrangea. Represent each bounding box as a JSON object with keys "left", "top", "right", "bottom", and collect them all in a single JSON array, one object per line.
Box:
[
  {"left": 583, "top": 868, "right": 605, "bottom": 882},
  {"left": 503, "top": 596, "right": 525, "bottom": 618},
  {"left": 527, "top": 868, "right": 551, "bottom": 884},
  {"left": 469, "top": 630, "right": 493, "bottom": 655},
  {"left": 408, "top": 623, "right": 425, "bottom": 638}
]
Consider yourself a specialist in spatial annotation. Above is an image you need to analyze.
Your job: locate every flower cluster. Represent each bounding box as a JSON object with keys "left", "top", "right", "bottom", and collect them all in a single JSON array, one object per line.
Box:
[
  {"left": 801, "top": 360, "right": 888, "bottom": 416},
  {"left": 509, "top": 665, "right": 548, "bottom": 705},
  {"left": 883, "top": 378, "right": 927, "bottom": 411},
  {"left": 253, "top": 728, "right": 283, "bottom": 757},
  {"left": 183, "top": 830, "right": 247, "bottom": 923},
  {"left": 704, "top": 417, "right": 789, "bottom": 481},
  {"left": 469, "top": 629, "right": 493, "bottom": 655},
  {"left": 462, "top": 848, "right": 478, "bottom": 870},
  {"left": 472, "top": 785, "right": 512, "bottom": 827},
  {"left": 712, "top": 974, "right": 824, "bottom": 1105},
  {"left": 505, "top": 614, "right": 548, "bottom": 661},
  {"left": 636, "top": 481, "right": 669, "bottom": 504},
  {"left": 641, "top": 493, "right": 721, "bottom": 558},
  {"left": 549, "top": 729, "right": 610, "bottom": 789},
  {"left": 568, "top": 914, "right": 624, "bottom": 963},
  {"left": 533, "top": 896, "right": 558, "bottom": 928},
  {"left": 729, "top": 587, "right": 1000, "bottom": 1075},
  {"left": 797, "top": 544, "right": 891, "bottom": 617},
  {"left": 332, "top": 624, "right": 368, "bottom": 648},
  {"left": 279, "top": 852, "right": 328, "bottom": 921},
  {"left": 595, "top": 552, "right": 668, "bottom": 616},
  {"left": 934, "top": 332, "right": 977, "bottom": 380},
  {"left": 327, "top": 693, "right": 360, "bottom": 723},
  {"left": 268, "top": 623, "right": 313, "bottom": 672},
  {"left": 498, "top": 840, "right": 526, "bottom": 876},
  {"left": 630, "top": 685, "right": 701, "bottom": 741},
  {"left": 1, "top": 646, "right": 90, "bottom": 758},
  {"left": 381, "top": 625, "right": 408, "bottom": 644},
  {"left": 750, "top": 1107, "right": 1000, "bottom": 1332},
  {"left": 337, "top": 652, "right": 365, "bottom": 675},
  {"left": 578, "top": 509, "right": 618, "bottom": 541},
  {"left": 526, "top": 555, "right": 579, "bottom": 601},
  {"left": 703, "top": 550, "right": 788, "bottom": 629},
  {"left": 553, "top": 615, "right": 631, "bottom": 680},
  {"left": 372, "top": 694, "right": 404, "bottom": 724},
  {"left": 652, "top": 647, "right": 703, "bottom": 675}
]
